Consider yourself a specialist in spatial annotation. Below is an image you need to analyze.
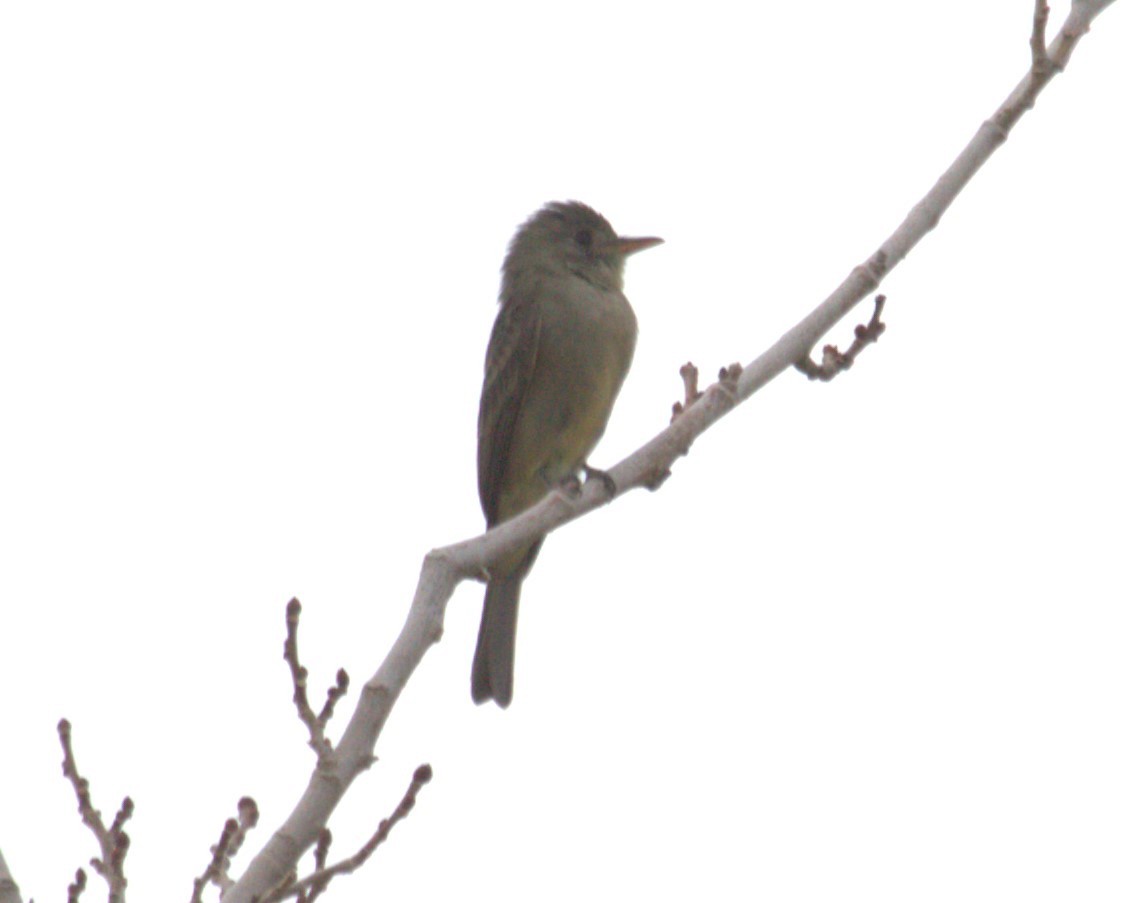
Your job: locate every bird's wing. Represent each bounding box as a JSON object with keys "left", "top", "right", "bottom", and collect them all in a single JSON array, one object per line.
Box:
[{"left": 477, "top": 296, "right": 541, "bottom": 525}]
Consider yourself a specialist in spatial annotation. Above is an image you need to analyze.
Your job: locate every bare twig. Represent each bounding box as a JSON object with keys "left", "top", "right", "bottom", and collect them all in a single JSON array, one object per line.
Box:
[
  {"left": 190, "top": 797, "right": 260, "bottom": 903},
  {"left": 222, "top": 3, "right": 1120, "bottom": 899},
  {"left": 718, "top": 362, "right": 743, "bottom": 391},
  {"left": 58, "top": 719, "right": 131, "bottom": 903},
  {"left": 67, "top": 868, "right": 86, "bottom": 903},
  {"left": 285, "top": 598, "right": 350, "bottom": 763},
  {"left": 795, "top": 295, "right": 887, "bottom": 381},
  {"left": 659, "top": 361, "right": 740, "bottom": 485},
  {"left": 261, "top": 765, "right": 433, "bottom": 903},
  {"left": 305, "top": 829, "right": 334, "bottom": 900},
  {"left": 1030, "top": 0, "right": 1057, "bottom": 83},
  {"left": 671, "top": 362, "right": 702, "bottom": 421}
]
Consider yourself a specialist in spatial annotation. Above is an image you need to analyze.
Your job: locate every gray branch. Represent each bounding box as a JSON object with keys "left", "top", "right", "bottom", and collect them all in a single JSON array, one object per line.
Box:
[
  {"left": 222, "top": 2, "right": 1119, "bottom": 900},
  {"left": 0, "top": 849, "right": 23, "bottom": 903}
]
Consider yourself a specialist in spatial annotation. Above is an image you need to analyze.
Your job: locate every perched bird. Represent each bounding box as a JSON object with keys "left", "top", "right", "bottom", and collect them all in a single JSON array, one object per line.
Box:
[{"left": 473, "top": 201, "right": 662, "bottom": 707}]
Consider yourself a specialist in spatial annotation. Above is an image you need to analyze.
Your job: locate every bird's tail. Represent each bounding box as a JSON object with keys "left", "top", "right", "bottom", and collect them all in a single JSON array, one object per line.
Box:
[
  {"left": 471, "top": 574, "right": 522, "bottom": 708},
  {"left": 471, "top": 541, "right": 542, "bottom": 708}
]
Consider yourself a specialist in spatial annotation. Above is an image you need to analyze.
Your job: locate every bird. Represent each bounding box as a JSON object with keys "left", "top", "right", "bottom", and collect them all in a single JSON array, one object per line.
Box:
[{"left": 472, "top": 201, "right": 662, "bottom": 707}]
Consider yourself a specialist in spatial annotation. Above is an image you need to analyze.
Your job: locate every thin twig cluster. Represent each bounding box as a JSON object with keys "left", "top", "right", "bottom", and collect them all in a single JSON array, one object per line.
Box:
[
  {"left": 189, "top": 599, "right": 432, "bottom": 902},
  {"left": 58, "top": 719, "right": 132, "bottom": 903}
]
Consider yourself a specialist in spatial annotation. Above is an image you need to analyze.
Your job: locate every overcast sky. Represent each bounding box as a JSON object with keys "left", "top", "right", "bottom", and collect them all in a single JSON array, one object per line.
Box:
[{"left": 2, "top": 2, "right": 1139, "bottom": 901}]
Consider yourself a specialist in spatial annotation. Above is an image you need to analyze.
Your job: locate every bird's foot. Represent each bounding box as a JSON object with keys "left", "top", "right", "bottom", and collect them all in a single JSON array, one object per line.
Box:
[
  {"left": 557, "top": 473, "right": 583, "bottom": 498},
  {"left": 583, "top": 464, "right": 617, "bottom": 499}
]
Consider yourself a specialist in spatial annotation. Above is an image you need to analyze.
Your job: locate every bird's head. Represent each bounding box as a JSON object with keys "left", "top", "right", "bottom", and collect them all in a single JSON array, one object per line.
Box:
[{"left": 503, "top": 201, "right": 662, "bottom": 293}]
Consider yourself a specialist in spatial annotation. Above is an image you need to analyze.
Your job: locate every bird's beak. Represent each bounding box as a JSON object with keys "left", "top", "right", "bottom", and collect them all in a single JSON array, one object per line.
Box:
[{"left": 608, "top": 235, "right": 664, "bottom": 257}]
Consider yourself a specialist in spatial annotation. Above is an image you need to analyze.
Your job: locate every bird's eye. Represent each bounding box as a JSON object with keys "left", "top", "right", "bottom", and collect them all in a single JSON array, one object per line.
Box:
[{"left": 574, "top": 229, "right": 593, "bottom": 250}]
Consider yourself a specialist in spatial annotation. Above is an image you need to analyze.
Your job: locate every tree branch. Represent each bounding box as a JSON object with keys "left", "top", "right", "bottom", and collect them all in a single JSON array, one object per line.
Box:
[
  {"left": 0, "top": 849, "right": 23, "bottom": 903},
  {"left": 222, "top": 2, "right": 1119, "bottom": 899}
]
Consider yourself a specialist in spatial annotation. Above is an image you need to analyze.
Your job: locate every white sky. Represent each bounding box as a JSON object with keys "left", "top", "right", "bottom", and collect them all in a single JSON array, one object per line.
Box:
[{"left": 2, "top": 2, "right": 1139, "bottom": 901}]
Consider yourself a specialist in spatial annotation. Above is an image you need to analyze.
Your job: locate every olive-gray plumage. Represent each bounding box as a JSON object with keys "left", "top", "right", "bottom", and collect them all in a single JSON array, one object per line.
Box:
[{"left": 472, "top": 201, "right": 661, "bottom": 707}]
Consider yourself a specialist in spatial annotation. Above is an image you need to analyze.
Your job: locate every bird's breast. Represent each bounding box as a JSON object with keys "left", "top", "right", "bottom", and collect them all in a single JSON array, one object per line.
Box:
[
  {"left": 535, "top": 285, "right": 636, "bottom": 416},
  {"left": 493, "top": 285, "right": 636, "bottom": 516}
]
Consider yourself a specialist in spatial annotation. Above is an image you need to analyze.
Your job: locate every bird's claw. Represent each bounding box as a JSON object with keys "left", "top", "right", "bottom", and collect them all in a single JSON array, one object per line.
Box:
[
  {"left": 583, "top": 464, "right": 617, "bottom": 498},
  {"left": 558, "top": 473, "right": 583, "bottom": 498}
]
